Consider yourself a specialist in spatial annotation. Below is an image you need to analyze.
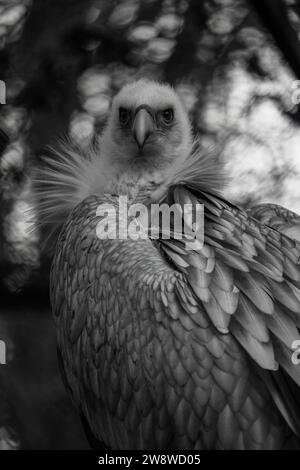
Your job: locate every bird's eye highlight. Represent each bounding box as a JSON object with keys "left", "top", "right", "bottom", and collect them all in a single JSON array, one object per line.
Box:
[
  {"left": 161, "top": 108, "right": 174, "bottom": 124},
  {"left": 119, "top": 108, "right": 131, "bottom": 126}
]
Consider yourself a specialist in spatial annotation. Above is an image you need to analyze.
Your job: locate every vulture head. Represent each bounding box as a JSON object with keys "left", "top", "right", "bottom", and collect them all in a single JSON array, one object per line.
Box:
[{"left": 101, "top": 79, "right": 193, "bottom": 172}]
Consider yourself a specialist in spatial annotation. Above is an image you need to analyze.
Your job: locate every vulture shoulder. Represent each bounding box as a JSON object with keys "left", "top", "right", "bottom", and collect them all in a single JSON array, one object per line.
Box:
[{"left": 248, "top": 203, "right": 300, "bottom": 242}]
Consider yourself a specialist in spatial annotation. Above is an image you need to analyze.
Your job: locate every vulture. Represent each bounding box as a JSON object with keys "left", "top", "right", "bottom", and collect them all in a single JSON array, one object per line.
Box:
[{"left": 35, "top": 79, "right": 300, "bottom": 449}]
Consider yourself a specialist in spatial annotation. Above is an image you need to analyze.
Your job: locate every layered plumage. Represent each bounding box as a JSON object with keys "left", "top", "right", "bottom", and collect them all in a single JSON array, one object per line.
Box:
[{"left": 37, "top": 79, "right": 300, "bottom": 449}]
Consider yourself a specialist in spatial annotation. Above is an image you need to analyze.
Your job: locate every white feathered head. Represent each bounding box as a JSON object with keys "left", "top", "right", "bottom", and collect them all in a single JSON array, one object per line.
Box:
[{"left": 101, "top": 78, "right": 193, "bottom": 171}]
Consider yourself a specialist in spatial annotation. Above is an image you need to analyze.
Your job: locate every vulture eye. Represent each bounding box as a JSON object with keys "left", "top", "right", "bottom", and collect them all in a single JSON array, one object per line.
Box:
[
  {"left": 119, "top": 107, "right": 131, "bottom": 126},
  {"left": 161, "top": 108, "right": 174, "bottom": 124}
]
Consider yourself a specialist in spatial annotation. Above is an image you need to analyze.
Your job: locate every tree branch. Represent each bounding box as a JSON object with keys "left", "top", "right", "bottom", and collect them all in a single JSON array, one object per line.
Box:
[{"left": 251, "top": 0, "right": 300, "bottom": 79}]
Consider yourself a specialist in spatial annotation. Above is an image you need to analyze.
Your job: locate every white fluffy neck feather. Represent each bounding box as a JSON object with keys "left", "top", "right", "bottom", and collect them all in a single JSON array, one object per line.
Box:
[{"left": 33, "top": 138, "right": 226, "bottom": 232}]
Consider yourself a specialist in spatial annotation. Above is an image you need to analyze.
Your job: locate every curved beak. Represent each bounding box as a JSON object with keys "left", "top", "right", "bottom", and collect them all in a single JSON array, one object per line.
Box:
[{"left": 132, "top": 108, "right": 154, "bottom": 150}]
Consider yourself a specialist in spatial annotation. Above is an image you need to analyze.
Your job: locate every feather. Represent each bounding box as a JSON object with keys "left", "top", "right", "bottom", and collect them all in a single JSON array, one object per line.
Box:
[
  {"left": 186, "top": 252, "right": 210, "bottom": 270},
  {"left": 254, "top": 247, "right": 283, "bottom": 273},
  {"left": 203, "top": 294, "right": 231, "bottom": 333},
  {"left": 215, "top": 248, "right": 249, "bottom": 272},
  {"left": 255, "top": 368, "right": 300, "bottom": 439},
  {"left": 213, "top": 285, "right": 239, "bottom": 315},
  {"left": 189, "top": 281, "right": 211, "bottom": 303},
  {"left": 283, "top": 255, "right": 300, "bottom": 282},
  {"left": 206, "top": 227, "right": 226, "bottom": 241},
  {"left": 230, "top": 319, "right": 278, "bottom": 370},
  {"left": 268, "top": 279, "right": 300, "bottom": 313},
  {"left": 267, "top": 305, "right": 300, "bottom": 349},
  {"left": 211, "top": 262, "right": 233, "bottom": 291},
  {"left": 170, "top": 141, "right": 228, "bottom": 196},
  {"left": 188, "top": 266, "right": 211, "bottom": 288},
  {"left": 235, "top": 295, "right": 269, "bottom": 343},
  {"left": 247, "top": 259, "right": 283, "bottom": 282},
  {"left": 235, "top": 272, "right": 274, "bottom": 315},
  {"left": 32, "top": 139, "right": 111, "bottom": 239},
  {"left": 161, "top": 245, "right": 189, "bottom": 269}
]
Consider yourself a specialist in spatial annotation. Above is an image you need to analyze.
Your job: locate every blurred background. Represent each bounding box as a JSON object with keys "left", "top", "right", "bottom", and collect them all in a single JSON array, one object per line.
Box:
[{"left": 1, "top": 0, "right": 300, "bottom": 449}]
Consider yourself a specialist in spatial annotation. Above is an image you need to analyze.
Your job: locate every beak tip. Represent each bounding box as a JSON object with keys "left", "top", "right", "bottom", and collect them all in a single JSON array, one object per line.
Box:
[
  {"left": 134, "top": 132, "right": 149, "bottom": 149},
  {"left": 132, "top": 108, "right": 154, "bottom": 150}
]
